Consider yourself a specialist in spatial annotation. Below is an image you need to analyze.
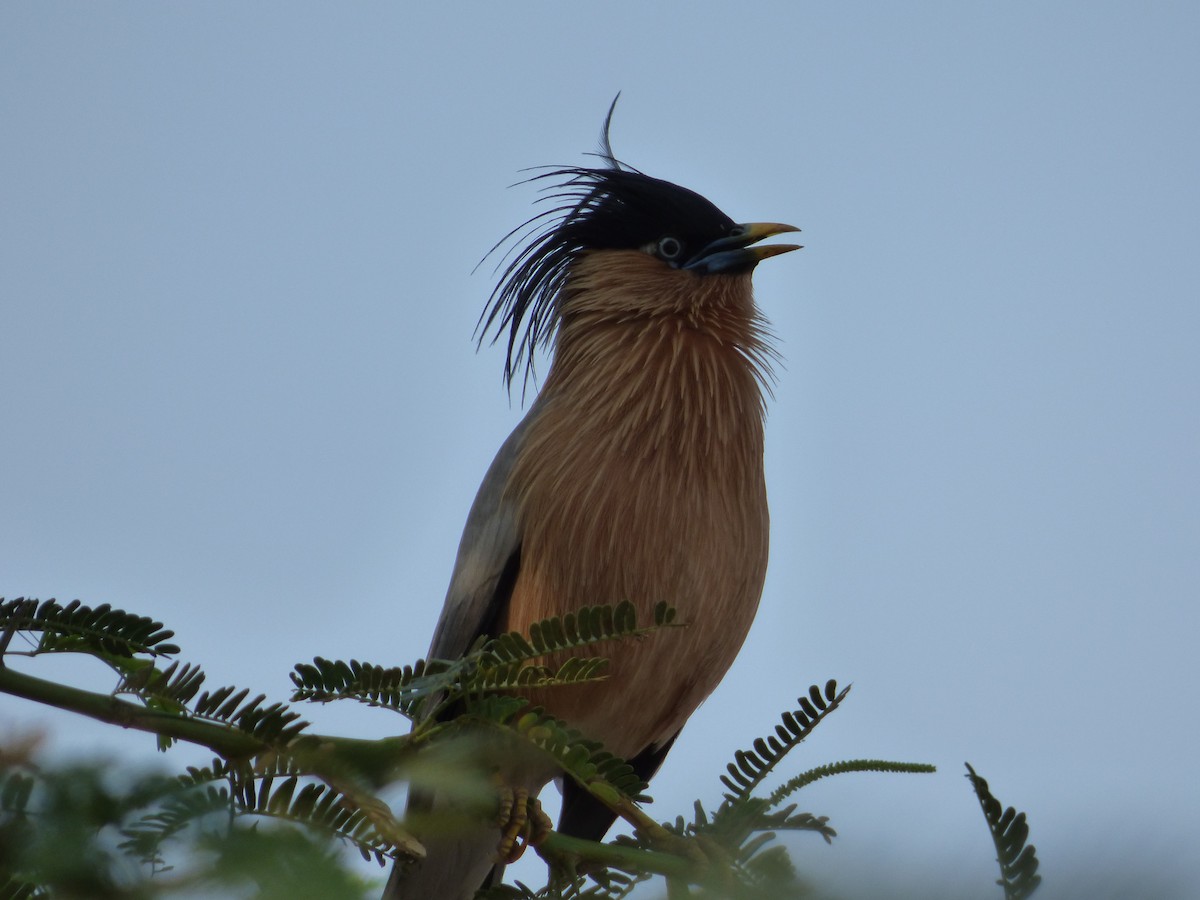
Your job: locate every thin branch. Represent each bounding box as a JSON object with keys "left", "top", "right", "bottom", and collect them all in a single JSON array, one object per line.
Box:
[
  {"left": 538, "top": 831, "right": 699, "bottom": 882},
  {"left": 0, "top": 664, "right": 265, "bottom": 757},
  {"left": 0, "top": 664, "right": 410, "bottom": 780}
]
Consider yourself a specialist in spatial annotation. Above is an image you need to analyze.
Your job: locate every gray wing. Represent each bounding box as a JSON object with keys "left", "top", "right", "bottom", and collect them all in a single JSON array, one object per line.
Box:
[
  {"left": 427, "top": 399, "right": 544, "bottom": 661},
  {"left": 385, "top": 403, "right": 545, "bottom": 900}
]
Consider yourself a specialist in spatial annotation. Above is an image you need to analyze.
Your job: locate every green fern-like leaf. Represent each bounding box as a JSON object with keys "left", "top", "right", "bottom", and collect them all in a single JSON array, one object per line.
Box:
[
  {"left": 0, "top": 771, "right": 38, "bottom": 895},
  {"left": 289, "top": 656, "right": 452, "bottom": 719},
  {"left": 0, "top": 597, "right": 180, "bottom": 659},
  {"left": 720, "top": 679, "right": 848, "bottom": 801},
  {"left": 120, "top": 755, "right": 409, "bottom": 869},
  {"left": 118, "top": 783, "right": 231, "bottom": 868},
  {"left": 2, "top": 754, "right": 387, "bottom": 896},
  {"left": 0, "top": 876, "right": 48, "bottom": 900},
  {"left": 483, "top": 601, "right": 676, "bottom": 666},
  {"left": 615, "top": 796, "right": 820, "bottom": 897},
  {"left": 190, "top": 685, "right": 309, "bottom": 744},
  {"left": 965, "top": 763, "right": 1041, "bottom": 900},
  {"left": 457, "top": 602, "right": 674, "bottom": 709},
  {"left": 111, "top": 660, "right": 213, "bottom": 750},
  {"left": 237, "top": 755, "right": 412, "bottom": 866},
  {"left": 671, "top": 796, "right": 836, "bottom": 856},
  {"left": 0, "top": 771, "right": 35, "bottom": 817},
  {"left": 168, "top": 759, "right": 238, "bottom": 793},
  {"left": 767, "top": 758, "right": 936, "bottom": 810},
  {"left": 290, "top": 604, "right": 674, "bottom": 724},
  {"left": 464, "top": 656, "right": 610, "bottom": 695},
  {"left": 247, "top": 776, "right": 400, "bottom": 866},
  {"left": 477, "top": 867, "right": 646, "bottom": 900},
  {"left": 633, "top": 685, "right": 936, "bottom": 896},
  {"left": 449, "top": 700, "right": 648, "bottom": 804},
  {"left": 117, "top": 660, "right": 207, "bottom": 711}
]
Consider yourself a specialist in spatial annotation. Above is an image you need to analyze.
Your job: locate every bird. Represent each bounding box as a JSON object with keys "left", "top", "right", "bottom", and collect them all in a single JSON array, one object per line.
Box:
[{"left": 385, "top": 100, "right": 800, "bottom": 899}]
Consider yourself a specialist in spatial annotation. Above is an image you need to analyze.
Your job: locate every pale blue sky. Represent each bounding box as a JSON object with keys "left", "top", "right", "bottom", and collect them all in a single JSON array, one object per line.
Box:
[{"left": 2, "top": 4, "right": 1197, "bottom": 898}]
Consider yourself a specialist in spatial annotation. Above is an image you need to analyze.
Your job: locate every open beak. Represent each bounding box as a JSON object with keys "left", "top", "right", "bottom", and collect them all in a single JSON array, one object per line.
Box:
[{"left": 683, "top": 222, "right": 802, "bottom": 274}]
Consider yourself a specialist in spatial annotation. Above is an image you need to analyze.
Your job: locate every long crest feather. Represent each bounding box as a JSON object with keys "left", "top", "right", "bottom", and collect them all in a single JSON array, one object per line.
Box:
[
  {"left": 477, "top": 169, "right": 614, "bottom": 392},
  {"left": 595, "top": 92, "right": 630, "bottom": 172},
  {"left": 475, "top": 96, "right": 653, "bottom": 394},
  {"left": 476, "top": 95, "right": 747, "bottom": 396}
]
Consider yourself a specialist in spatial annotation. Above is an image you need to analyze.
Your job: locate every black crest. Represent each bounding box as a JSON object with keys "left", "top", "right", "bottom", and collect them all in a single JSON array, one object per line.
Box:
[{"left": 478, "top": 97, "right": 739, "bottom": 390}]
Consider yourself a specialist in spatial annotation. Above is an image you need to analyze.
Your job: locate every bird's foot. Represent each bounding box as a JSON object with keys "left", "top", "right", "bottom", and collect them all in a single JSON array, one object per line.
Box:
[{"left": 494, "top": 785, "right": 553, "bottom": 864}]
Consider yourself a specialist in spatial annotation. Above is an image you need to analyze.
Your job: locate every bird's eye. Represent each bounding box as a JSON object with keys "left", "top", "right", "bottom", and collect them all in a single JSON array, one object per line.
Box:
[{"left": 656, "top": 236, "right": 684, "bottom": 260}]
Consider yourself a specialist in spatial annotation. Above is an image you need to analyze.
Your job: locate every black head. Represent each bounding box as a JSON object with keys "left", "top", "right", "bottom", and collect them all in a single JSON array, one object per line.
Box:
[
  {"left": 477, "top": 102, "right": 799, "bottom": 391},
  {"left": 478, "top": 167, "right": 749, "bottom": 385}
]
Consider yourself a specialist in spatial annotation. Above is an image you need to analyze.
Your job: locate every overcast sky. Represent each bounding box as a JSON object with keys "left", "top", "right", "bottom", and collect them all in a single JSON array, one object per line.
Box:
[{"left": 2, "top": 4, "right": 1197, "bottom": 898}]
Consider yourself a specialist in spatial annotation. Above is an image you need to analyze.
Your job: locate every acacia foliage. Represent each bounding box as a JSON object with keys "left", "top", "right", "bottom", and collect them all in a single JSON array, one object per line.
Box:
[{"left": 0, "top": 596, "right": 1034, "bottom": 899}]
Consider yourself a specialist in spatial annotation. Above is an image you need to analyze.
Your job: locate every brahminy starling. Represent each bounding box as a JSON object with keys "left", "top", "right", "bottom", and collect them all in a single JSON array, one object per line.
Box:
[{"left": 386, "top": 102, "right": 799, "bottom": 899}]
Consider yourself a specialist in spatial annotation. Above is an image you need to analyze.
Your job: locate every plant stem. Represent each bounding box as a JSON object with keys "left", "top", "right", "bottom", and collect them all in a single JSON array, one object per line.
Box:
[
  {"left": 0, "top": 663, "right": 268, "bottom": 756},
  {"left": 538, "top": 830, "right": 699, "bottom": 881}
]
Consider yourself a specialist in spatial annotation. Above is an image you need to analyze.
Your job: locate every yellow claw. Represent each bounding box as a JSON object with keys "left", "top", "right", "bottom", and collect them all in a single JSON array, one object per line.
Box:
[{"left": 494, "top": 785, "right": 553, "bottom": 865}]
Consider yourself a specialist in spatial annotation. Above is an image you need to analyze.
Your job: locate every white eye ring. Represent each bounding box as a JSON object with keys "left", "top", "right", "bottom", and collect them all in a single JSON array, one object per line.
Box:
[{"left": 657, "top": 236, "right": 683, "bottom": 260}]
